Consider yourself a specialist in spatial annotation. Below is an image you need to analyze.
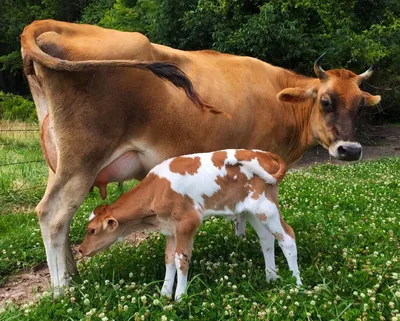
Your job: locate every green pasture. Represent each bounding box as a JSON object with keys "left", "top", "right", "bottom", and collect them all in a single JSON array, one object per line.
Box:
[{"left": 0, "top": 123, "right": 399, "bottom": 320}]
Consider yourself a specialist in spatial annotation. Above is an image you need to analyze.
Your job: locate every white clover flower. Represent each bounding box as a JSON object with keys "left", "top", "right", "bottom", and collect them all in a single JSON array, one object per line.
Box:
[
  {"left": 395, "top": 291, "right": 400, "bottom": 298},
  {"left": 310, "top": 300, "right": 316, "bottom": 306},
  {"left": 153, "top": 299, "right": 160, "bottom": 305},
  {"left": 327, "top": 266, "right": 333, "bottom": 271},
  {"left": 163, "top": 304, "right": 173, "bottom": 311},
  {"left": 161, "top": 316, "right": 168, "bottom": 321},
  {"left": 141, "top": 296, "right": 147, "bottom": 304},
  {"left": 84, "top": 298, "right": 90, "bottom": 305}
]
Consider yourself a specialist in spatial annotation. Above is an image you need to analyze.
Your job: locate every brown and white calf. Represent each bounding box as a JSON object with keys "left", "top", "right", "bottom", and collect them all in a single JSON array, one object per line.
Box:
[{"left": 79, "top": 149, "right": 301, "bottom": 300}]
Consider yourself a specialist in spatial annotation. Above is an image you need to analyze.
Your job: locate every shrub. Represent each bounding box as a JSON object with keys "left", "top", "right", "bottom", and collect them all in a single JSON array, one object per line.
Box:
[{"left": 0, "top": 91, "right": 36, "bottom": 122}]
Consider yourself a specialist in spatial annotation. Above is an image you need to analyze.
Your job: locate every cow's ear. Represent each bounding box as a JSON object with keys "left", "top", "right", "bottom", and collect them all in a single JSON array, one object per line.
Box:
[
  {"left": 277, "top": 87, "right": 316, "bottom": 104},
  {"left": 363, "top": 92, "right": 381, "bottom": 107},
  {"left": 102, "top": 216, "right": 119, "bottom": 232}
]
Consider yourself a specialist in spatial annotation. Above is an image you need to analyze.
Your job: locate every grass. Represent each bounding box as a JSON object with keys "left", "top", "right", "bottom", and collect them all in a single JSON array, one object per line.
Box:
[{"left": 0, "top": 121, "right": 399, "bottom": 320}]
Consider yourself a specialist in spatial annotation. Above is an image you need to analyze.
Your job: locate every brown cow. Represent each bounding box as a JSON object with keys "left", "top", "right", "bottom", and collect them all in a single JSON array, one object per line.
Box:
[{"left": 21, "top": 20, "right": 380, "bottom": 296}]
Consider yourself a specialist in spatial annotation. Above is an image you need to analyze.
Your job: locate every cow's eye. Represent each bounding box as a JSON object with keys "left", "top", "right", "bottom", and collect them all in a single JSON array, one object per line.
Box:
[
  {"left": 88, "top": 228, "right": 95, "bottom": 235},
  {"left": 321, "top": 97, "right": 332, "bottom": 111}
]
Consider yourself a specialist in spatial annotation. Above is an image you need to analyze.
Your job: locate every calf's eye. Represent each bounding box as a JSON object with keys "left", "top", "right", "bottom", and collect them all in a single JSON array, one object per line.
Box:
[{"left": 88, "top": 228, "right": 95, "bottom": 235}]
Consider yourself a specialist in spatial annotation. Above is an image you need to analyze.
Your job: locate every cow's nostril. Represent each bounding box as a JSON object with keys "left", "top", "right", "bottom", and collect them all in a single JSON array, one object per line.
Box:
[
  {"left": 337, "top": 145, "right": 346, "bottom": 155},
  {"left": 336, "top": 144, "right": 362, "bottom": 161}
]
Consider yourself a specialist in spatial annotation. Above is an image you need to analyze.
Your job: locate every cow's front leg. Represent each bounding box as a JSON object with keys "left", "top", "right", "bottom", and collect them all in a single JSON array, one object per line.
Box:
[
  {"left": 161, "top": 235, "right": 177, "bottom": 297},
  {"left": 36, "top": 168, "right": 94, "bottom": 297}
]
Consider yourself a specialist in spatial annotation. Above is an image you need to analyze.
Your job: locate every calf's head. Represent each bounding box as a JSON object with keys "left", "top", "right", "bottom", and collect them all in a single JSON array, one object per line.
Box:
[
  {"left": 278, "top": 54, "right": 381, "bottom": 161},
  {"left": 79, "top": 205, "right": 121, "bottom": 257}
]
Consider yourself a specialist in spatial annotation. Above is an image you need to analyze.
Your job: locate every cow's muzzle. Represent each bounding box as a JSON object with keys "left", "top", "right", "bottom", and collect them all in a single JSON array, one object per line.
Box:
[{"left": 329, "top": 141, "right": 362, "bottom": 161}]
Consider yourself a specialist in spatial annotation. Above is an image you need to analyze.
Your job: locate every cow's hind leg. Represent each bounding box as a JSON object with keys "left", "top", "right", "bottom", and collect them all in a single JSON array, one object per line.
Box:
[{"left": 37, "top": 167, "right": 95, "bottom": 297}]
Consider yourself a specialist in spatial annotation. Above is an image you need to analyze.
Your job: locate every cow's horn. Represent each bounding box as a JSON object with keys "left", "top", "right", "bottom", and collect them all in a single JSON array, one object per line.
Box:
[
  {"left": 314, "top": 53, "right": 327, "bottom": 80},
  {"left": 358, "top": 65, "right": 374, "bottom": 82}
]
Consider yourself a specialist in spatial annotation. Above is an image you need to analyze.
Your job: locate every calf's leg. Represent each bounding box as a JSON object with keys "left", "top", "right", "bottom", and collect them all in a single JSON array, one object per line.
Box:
[
  {"left": 161, "top": 235, "right": 177, "bottom": 297},
  {"left": 173, "top": 212, "right": 200, "bottom": 301},
  {"left": 234, "top": 214, "right": 246, "bottom": 238},
  {"left": 247, "top": 198, "right": 301, "bottom": 285},
  {"left": 247, "top": 214, "right": 278, "bottom": 282},
  {"left": 256, "top": 206, "right": 302, "bottom": 285}
]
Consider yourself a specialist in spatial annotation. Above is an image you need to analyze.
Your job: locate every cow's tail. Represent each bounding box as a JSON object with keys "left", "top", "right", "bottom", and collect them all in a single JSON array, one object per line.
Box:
[{"left": 21, "top": 20, "right": 227, "bottom": 116}]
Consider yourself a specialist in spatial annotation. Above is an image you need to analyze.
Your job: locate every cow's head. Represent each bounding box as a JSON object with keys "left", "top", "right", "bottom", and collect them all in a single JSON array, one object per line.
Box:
[
  {"left": 277, "top": 54, "right": 381, "bottom": 161},
  {"left": 79, "top": 205, "right": 122, "bottom": 257}
]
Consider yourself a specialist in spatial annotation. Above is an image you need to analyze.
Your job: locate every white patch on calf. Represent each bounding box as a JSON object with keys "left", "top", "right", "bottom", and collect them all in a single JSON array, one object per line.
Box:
[
  {"left": 174, "top": 253, "right": 188, "bottom": 301},
  {"left": 150, "top": 153, "right": 228, "bottom": 207},
  {"left": 240, "top": 158, "right": 276, "bottom": 184},
  {"left": 235, "top": 192, "right": 277, "bottom": 215},
  {"left": 161, "top": 263, "right": 177, "bottom": 296},
  {"left": 89, "top": 212, "right": 95, "bottom": 222}
]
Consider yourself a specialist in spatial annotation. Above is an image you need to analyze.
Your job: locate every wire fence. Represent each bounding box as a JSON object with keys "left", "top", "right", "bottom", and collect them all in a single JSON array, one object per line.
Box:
[{"left": 0, "top": 126, "right": 47, "bottom": 200}]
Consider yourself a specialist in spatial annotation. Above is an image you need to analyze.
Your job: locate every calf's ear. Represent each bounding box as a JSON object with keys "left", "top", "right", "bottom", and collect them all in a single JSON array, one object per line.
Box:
[
  {"left": 102, "top": 216, "right": 119, "bottom": 232},
  {"left": 277, "top": 87, "right": 317, "bottom": 104}
]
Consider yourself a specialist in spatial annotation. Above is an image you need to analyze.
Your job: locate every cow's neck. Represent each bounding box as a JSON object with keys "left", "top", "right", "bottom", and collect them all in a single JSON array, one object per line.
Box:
[{"left": 277, "top": 69, "right": 319, "bottom": 166}]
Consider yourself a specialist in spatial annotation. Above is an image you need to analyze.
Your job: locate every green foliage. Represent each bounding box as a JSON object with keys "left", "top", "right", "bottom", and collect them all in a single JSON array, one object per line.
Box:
[
  {"left": 0, "top": 0, "right": 400, "bottom": 121},
  {"left": 0, "top": 92, "right": 36, "bottom": 122}
]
